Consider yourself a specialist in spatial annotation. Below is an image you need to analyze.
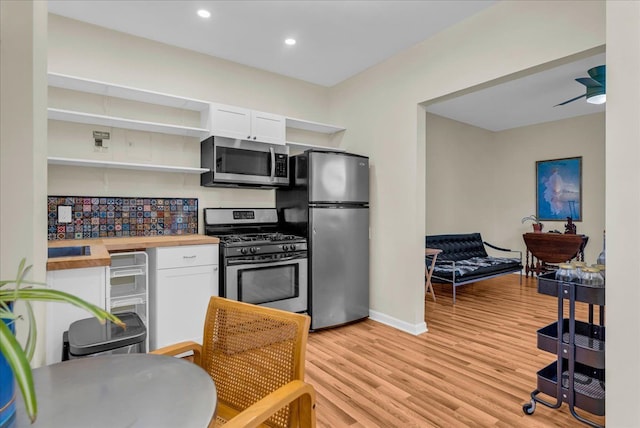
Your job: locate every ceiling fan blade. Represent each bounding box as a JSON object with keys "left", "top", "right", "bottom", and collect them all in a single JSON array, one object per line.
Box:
[
  {"left": 575, "top": 77, "right": 602, "bottom": 87},
  {"left": 554, "top": 93, "right": 587, "bottom": 107},
  {"left": 587, "top": 65, "right": 606, "bottom": 84}
]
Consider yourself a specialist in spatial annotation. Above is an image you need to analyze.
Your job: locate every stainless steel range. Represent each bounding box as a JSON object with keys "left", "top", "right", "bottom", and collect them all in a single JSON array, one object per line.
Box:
[{"left": 204, "top": 208, "right": 308, "bottom": 313}]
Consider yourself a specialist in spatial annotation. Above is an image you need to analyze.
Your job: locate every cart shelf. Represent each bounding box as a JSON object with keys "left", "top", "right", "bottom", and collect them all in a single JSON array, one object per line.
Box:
[
  {"left": 524, "top": 270, "right": 605, "bottom": 427},
  {"left": 537, "top": 319, "right": 605, "bottom": 369},
  {"left": 537, "top": 272, "right": 605, "bottom": 305},
  {"left": 537, "top": 360, "right": 605, "bottom": 416}
]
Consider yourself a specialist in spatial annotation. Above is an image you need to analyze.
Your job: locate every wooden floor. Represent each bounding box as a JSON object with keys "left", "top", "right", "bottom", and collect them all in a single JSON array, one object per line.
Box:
[{"left": 305, "top": 275, "right": 605, "bottom": 427}]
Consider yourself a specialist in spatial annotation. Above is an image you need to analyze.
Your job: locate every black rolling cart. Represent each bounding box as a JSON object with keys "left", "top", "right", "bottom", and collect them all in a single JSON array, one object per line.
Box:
[{"left": 523, "top": 272, "right": 605, "bottom": 427}]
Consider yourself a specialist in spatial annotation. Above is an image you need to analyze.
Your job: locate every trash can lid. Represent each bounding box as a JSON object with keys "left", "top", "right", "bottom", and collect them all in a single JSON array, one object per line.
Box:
[{"left": 68, "top": 312, "right": 147, "bottom": 356}]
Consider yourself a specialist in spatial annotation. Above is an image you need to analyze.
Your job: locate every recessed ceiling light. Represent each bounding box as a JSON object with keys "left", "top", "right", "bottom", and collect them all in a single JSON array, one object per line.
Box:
[
  {"left": 284, "top": 38, "right": 296, "bottom": 46},
  {"left": 197, "top": 9, "right": 211, "bottom": 18}
]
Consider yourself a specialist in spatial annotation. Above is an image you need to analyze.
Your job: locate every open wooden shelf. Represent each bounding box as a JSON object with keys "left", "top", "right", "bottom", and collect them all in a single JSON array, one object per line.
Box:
[
  {"left": 286, "top": 141, "right": 345, "bottom": 152},
  {"left": 286, "top": 117, "right": 345, "bottom": 134},
  {"left": 48, "top": 72, "right": 210, "bottom": 111},
  {"left": 48, "top": 157, "right": 209, "bottom": 174},
  {"left": 48, "top": 108, "right": 209, "bottom": 138}
]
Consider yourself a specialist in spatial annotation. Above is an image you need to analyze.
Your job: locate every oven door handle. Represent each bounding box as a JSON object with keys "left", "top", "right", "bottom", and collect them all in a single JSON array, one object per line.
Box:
[{"left": 227, "top": 254, "right": 306, "bottom": 266}]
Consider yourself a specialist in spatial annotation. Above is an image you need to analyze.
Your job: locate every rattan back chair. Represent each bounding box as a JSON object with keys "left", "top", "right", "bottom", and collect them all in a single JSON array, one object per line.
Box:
[{"left": 152, "top": 296, "right": 315, "bottom": 428}]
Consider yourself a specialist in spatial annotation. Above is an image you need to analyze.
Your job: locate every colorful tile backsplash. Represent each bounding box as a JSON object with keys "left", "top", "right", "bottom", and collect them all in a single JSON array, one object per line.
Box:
[{"left": 48, "top": 196, "right": 198, "bottom": 240}]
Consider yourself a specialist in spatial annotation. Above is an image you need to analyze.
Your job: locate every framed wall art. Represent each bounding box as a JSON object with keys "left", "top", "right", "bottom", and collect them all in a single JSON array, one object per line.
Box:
[{"left": 536, "top": 156, "right": 582, "bottom": 221}]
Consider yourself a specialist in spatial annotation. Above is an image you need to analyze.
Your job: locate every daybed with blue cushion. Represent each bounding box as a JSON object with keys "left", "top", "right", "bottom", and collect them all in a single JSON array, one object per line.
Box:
[{"left": 425, "top": 233, "right": 523, "bottom": 304}]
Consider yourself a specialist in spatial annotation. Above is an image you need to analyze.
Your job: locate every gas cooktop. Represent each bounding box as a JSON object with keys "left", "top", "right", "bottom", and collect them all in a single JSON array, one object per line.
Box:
[
  {"left": 203, "top": 208, "right": 305, "bottom": 248},
  {"left": 217, "top": 232, "right": 305, "bottom": 246}
]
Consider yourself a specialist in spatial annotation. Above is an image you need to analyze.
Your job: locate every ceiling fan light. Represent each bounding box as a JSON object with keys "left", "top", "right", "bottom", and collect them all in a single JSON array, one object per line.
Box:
[{"left": 587, "top": 93, "right": 606, "bottom": 104}]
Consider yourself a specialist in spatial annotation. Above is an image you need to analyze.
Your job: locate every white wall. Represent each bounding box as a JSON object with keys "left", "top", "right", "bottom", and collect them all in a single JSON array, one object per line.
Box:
[
  {"left": 0, "top": 1, "right": 48, "bottom": 276},
  {"left": 606, "top": 1, "right": 640, "bottom": 425},
  {"left": 0, "top": 0, "right": 48, "bottom": 364},
  {"left": 426, "top": 112, "right": 606, "bottom": 264},
  {"left": 47, "top": 14, "right": 338, "bottom": 228},
  {"left": 494, "top": 113, "right": 605, "bottom": 263},
  {"left": 425, "top": 113, "right": 496, "bottom": 235},
  {"left": 329, "top": 0, "right": 605, "bottom": 332}
]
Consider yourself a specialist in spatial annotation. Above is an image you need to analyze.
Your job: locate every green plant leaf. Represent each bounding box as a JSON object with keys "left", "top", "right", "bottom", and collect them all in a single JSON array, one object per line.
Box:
[
  {"left": 0, "top": 288, "right": 124, "bottom": 328},
  {"left": 1, "top": 258, "right": 124, "bottom": 425},
  {"left": 23, "top": 301, "right": 36, "bottom": 362},
  {"left": 0, "top": 319, "right": 37, "bottom": 422}
]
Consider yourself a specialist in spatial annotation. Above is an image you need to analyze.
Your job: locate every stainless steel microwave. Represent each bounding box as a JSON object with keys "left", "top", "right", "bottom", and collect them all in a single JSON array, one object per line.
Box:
[{"left": 200, "top": 136, "right": 289, "bottom": 188}]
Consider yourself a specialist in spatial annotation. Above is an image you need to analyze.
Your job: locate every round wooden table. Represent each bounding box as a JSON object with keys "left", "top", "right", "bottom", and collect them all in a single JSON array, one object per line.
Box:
[{"left": 14, "top": 354, "right": 216, "bottom": 427}]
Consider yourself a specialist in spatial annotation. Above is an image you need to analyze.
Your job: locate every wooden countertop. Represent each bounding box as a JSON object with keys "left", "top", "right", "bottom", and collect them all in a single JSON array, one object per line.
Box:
[{"left": 47, "top": 235, "right": 220, "bottom": 271}]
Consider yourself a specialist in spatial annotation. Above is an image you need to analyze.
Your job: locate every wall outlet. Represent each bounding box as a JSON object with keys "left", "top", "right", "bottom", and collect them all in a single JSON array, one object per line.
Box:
[{"left": 58, "top": 205, "right": 72, "bottom": 223}]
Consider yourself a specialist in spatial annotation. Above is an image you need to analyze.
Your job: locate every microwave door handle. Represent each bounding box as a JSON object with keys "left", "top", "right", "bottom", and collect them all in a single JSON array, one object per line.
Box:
[{"left": 270, "top": 147, "right": 275, "bottom": 181}]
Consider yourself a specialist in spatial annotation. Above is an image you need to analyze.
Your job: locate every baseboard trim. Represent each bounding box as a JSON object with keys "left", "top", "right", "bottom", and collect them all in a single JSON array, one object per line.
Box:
[{"left": 369, "top": 310, "right": 428, "bottom": 336}]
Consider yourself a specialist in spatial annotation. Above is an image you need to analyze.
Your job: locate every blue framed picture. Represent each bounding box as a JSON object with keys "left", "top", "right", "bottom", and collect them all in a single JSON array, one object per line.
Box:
[{"left": 536, "top": 157, "right": 582, "bottom": 221}]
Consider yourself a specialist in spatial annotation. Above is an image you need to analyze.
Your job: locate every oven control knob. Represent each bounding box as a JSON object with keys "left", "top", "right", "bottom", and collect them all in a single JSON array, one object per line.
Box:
[
  {"left": 240, "top": 248, "right": 248, "bottom": 255},
  {"left": 281, "top": 244, "right": 289, "bottom": 251},
  {"left": 250, "top": 247, "right": 257, "bottom": 254},
  {"left": 289, "top": 244, "right": 296, "bottom": 251}
]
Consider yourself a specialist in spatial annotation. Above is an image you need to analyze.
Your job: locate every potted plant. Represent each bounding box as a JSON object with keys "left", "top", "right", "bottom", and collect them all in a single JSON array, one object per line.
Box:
[
  {"left": 522, "top": 214, "right": 544, "bottom": 232},
  {"left": 1, "top": 258, "right": 123, "bottom": 425}
]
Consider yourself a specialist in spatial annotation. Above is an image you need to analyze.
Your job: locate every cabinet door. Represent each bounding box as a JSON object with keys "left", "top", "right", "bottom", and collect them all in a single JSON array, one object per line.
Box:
[
  {"left": 251, "top": 110, "right": 286, "bottom": 145},
  {"left": 46, "top": 267, "right": 107, "bottom": 364},
  {"left": 208, "top": 103, "right": 252, "bottom": 140},
  {"left": 150, "top": 265, "right": 218, "bottom": 350}
]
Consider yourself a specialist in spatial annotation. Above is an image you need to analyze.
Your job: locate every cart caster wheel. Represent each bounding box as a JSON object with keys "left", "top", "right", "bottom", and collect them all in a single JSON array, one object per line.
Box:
[{"left": 523, "top": 401, "right": 536, "bottom": 415}]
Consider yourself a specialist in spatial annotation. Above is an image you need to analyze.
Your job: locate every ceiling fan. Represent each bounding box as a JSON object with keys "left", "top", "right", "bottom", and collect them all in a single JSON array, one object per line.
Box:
[{"left": 555, "top": 65, "right": 606, "bottom": 106}]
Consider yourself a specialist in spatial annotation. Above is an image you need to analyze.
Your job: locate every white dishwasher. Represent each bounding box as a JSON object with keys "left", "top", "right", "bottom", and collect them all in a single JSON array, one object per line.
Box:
[{"left": 147, "top": 244, "right": 218, "bottom": 351}]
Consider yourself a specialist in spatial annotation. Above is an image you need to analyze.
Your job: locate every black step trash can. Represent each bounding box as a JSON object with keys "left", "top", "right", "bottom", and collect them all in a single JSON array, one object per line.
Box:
[{"left": 62, "top": 312, "right": 147, "bottom": 361}]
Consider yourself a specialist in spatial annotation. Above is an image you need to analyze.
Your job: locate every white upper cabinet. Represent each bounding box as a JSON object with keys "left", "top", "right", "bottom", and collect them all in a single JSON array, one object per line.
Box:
[
  {"left": 206, "top": 103, "right": 286, "bottom": 145},
  {"left": 206, "top": 104, "right": 251, "bottom": 140},
  {"left": 250, "top": 110, "right": 286, "bottom": 145}
]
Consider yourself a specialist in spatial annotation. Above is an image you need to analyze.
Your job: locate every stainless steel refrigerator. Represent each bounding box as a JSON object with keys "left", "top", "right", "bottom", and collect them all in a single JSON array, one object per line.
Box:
[{"left": 276, "top": 150, "right": 369, "bottom": 330}]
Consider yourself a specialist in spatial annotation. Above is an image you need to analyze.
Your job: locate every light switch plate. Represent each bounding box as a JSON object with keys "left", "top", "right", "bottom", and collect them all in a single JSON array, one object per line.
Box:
[
  {"left": 93, "top": 130, "right": 110, "bottom": 148},
  {"left": 58, "top": 205, "right": 72, "bottom": 223}
]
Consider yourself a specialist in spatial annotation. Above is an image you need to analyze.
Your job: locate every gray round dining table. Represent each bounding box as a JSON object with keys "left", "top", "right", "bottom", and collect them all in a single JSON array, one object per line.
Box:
[{"left": 14, "top": 353, "right": 216, "bottom": 428}]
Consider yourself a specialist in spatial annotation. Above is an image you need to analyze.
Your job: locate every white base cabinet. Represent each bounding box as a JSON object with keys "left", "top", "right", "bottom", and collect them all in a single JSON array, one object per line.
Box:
[
  {"left": 147, "top": 245, "right": 218, "bottom": 351},
  {"left": 45, "top": 267, "right": 107, "bottom": 365}
]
